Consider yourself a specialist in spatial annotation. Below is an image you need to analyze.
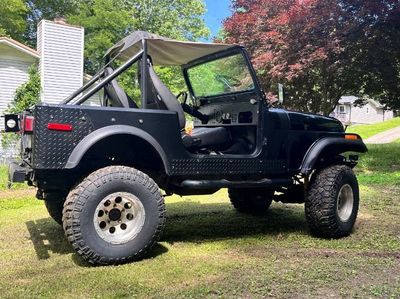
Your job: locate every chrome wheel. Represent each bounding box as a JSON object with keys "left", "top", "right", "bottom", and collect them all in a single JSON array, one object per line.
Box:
[
  {"left": 337, "top": 184, "right": 354, "bottom": 222},
  {"left": 94, "top": 192, "right": 145, "bottom": 244}
]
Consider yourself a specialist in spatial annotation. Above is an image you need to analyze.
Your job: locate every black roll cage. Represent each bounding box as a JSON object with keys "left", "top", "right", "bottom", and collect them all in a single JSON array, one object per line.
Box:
[{"left": 61, "top": 39, "right": 264, "bottom": 108}]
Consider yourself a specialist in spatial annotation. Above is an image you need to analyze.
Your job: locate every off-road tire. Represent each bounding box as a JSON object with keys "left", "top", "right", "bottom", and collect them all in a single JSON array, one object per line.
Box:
[
  {"left": 228, "top": 188, "right": 274, "bottom": 214},
  {"left": 62, "top": 166, "right": 166, "bottom": 265},
  {"left": 305, "top": 165, "right": 359, "bottom": 238},
  {"left": 44, "top": 199, "right": 64, "bottom": 225}
]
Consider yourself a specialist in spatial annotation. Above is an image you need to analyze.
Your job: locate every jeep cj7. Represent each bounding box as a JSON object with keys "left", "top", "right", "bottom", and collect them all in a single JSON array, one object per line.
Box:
[{"left": 4, "top": 31, "right": 367, "bottom": 265}]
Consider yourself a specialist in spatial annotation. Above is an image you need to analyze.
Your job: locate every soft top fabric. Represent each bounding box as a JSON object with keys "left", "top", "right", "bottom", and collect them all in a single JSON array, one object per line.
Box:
[{"left": 105, "top": 30, "right": 235, "bottom": 66}]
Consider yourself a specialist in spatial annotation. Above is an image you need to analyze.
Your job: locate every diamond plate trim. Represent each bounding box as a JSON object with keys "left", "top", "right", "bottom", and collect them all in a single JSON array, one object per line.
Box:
[
  {"left": 33, "top": 106, "right": 94, "bottom": 169},
  {"left": 171, "top": 158, "right": 286, "bottom": 176}
]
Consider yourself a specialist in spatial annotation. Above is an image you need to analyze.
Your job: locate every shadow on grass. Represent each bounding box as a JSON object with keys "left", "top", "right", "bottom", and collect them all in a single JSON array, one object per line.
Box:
[
  {"left": 25, "top": 218, "right": 73, "bottom": 260},
  {"left": 162, "top": 201, "right": 307, "bottom": 243},
  {"left": 25, "top": 201, "right": 307, "bottom": 264},
  {"left": 25, "top": 217, "right": 169, "bottom": 266}
]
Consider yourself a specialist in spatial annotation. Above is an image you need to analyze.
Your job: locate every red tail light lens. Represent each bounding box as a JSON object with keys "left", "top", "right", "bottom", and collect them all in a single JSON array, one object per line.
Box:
[
  {"left": 23, "top": 116, "right": 34, "bottom": 133},
  {"left": 47, "top": 123, "right": 73, "bottom": 131}
]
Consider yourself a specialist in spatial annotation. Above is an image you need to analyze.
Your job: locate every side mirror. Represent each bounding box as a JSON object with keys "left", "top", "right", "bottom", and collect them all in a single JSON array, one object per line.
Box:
[{"left": 278, "top": 83, "right": 284, "bottom": 104}]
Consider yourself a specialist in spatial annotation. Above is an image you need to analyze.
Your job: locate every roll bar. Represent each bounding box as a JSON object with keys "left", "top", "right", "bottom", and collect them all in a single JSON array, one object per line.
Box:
[{"left": 62, "top": 46, "right": 146, "bottom": 106}]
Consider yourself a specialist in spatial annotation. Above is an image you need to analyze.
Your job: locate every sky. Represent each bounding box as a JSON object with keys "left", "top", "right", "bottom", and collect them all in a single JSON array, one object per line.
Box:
[{"left": 204, "top": 0, "right": 231, "bottom": 40}]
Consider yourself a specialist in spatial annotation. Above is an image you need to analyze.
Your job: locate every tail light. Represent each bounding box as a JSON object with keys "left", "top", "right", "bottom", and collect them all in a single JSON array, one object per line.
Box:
[
  {"left": 47, "top": 123, "right": 73, "bottom": 131},
  {"left": 22, "top": 115, "right": 34, "bottom": 133}
]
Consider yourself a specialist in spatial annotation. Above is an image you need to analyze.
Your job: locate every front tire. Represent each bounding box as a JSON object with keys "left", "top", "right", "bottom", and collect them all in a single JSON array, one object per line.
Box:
[
  {"left": 305, "top": 165, "right": 359, "bottom": 238},
  {"left": 62, "top": 166, "right": 165, "bottom": 265},
  {"left": 228, "top": 188, "right": 274, "bottom": 214}
]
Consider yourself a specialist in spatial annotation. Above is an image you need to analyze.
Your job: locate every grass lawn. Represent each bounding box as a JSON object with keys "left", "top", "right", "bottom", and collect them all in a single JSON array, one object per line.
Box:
[
  {"left": 0, "top": 165, "right": 25, "bottom": 191},
  {"left": 0, "top": 145, "right": 399, "bottom": 298},
  {"left": 346, "top": 117, "right": 400, "bottom": 140}
]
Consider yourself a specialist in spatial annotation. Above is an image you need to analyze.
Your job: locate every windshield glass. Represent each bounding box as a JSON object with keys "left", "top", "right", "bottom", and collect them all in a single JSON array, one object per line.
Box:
[{"left": 187, "top": 53, "right": 255, "bottom": 98}]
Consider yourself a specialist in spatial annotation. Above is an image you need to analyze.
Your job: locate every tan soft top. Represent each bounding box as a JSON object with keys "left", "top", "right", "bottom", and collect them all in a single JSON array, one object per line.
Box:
[{"left": 105, "top": 31, "right": 235, "bottom": 66}]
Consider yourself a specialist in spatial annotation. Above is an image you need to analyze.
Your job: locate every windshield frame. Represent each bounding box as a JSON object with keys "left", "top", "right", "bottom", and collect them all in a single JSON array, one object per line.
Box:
[{"left": 182, "top": 46, "right": 262, "bottom": 101}]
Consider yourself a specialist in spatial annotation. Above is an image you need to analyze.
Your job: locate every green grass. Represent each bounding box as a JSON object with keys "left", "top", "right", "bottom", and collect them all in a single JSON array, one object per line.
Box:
[
  {"left": 355, "top": 143, "right": 400, "bottom": 186},
  {"left": 346, "top": 117, "right": 400, "bottom": 139},
  {"left": 0, "top": 165, "right": 10, "bottom": 190},
  {"left": 0, "top": 146, "right": 399, "bottom": 298},
  {"left": 0, "top": 165, "right": 26, "bottom": 191}
]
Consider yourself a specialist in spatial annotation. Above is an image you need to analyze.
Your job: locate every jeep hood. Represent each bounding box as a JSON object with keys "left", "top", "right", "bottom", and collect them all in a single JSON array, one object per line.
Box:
[{"left": 286, "top": 110, "right": 344, "bottom": 132}]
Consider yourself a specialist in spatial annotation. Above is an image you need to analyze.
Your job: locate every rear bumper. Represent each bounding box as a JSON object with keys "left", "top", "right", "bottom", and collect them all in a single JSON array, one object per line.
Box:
[{"left": 8, "top": 159, "right": 31, "bottom": 184}]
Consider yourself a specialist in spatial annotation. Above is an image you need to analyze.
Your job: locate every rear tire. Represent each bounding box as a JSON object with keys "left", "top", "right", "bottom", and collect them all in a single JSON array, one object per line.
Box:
[
  {"left": 228, "top": 188, "right": 274, "bottom": 214},
  {"left": 305, "top": 165, "right": 359, "bottom": 238},
  {"left": 62, "top": 166, "right": 166, "bottom": 265}
]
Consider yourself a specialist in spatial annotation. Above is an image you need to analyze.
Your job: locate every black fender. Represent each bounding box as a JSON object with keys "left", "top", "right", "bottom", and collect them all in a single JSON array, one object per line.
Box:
[
  {"left": 65, "top": 125, "right": 170, "bottom": 173},
  {"left": 300, "top": 136, "right": 368, "bottom": 175}
]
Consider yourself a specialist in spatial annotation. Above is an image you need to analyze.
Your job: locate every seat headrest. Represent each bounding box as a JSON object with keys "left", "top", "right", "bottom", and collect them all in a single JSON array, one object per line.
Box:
[
  {"left": 104, "top": 67, "right": 138, "bottom": 108},
  {"left": 147, "top": 62, "right": 186, "bottom": 129}
]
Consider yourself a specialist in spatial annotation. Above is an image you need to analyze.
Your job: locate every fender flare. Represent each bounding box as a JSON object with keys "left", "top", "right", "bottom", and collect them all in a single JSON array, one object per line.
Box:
[
  {"left": 300, "top": 136, "right": 368, "bottom": 175},
  {"left": 65, "top": 125, "right": 170, "bottom": 173}
]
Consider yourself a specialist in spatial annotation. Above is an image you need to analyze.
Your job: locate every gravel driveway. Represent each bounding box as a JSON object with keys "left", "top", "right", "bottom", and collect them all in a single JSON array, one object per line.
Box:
[{"left": 364, "top": 126, "right": 400, "bottom": 144}]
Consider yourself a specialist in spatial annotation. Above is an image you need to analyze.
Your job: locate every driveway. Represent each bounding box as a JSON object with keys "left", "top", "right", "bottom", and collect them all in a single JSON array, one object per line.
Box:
[{"left": 364, "top": 126, "right": 400, "bottom": 144}]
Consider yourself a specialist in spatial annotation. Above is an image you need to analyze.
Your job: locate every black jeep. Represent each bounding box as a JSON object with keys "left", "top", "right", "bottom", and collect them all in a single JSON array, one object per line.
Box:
[{"left": 4, "top": 31, "right": 367, "bottom": 265}]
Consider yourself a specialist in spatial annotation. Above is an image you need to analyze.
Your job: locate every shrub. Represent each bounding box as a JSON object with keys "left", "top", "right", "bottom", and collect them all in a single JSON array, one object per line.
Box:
[{"left": 1, "top": 64, "right": 40, "bottom": 149}]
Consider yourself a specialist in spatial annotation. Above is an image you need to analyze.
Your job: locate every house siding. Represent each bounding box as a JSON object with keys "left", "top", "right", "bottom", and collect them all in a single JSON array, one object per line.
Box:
[
  {"left": 0, "top": 58, "right": 33, "bottom": 131},
  {"left": 332, "top": 98, "right": 394, "bottom": 125},
  {"left": 38, "top": 20, "right": 84, "bottom": 104}
]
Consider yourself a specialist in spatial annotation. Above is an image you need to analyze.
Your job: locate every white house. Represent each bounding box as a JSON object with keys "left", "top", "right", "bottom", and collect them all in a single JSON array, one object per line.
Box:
[
  {"left": 331, "top": 96, "right": 394, "bottom": 125},
  {"left": 0, "top": 20, "right": 84, "bottom": 120},
  {"left": 38, "top": 20, "right": 84, "bottom": 104},
  {"left": 0, "top": 37, "right": 39, "bottom": 131},
  {"left": 0, "top": 19, "right": 84, "bottom": 159}
]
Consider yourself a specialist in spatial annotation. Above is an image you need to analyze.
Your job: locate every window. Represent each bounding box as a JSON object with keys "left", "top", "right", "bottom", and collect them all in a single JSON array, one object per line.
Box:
[
  {"left": 366, "top": 107, "right": 369, "bottom": 114},
  {"left": 339, "top": 105, "right": 346, "bottom": 114},
  {"left": 187, "top": 53, "right": 255, "bottom": 98}
]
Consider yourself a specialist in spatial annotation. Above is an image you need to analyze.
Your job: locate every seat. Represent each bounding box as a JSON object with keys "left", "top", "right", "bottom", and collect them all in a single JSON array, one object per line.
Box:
[
  {"left": 182, "top": 127, "right": 230, "bottom": 150},
  {"left": 146, "top": 61, "right": 230, "bottom": 149},
  {"left": 103, "top": 67, "right": 138, "bottom": 108},
  {"left": 147, "top": 62, "right": 186, "bottom": 128}
]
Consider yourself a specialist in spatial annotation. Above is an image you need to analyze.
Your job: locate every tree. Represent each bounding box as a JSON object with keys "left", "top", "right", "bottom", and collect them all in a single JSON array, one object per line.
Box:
[
  {"left": 0, "top": 0, "right": 28, "bottom": 41},
  {"left": 341, "top": 0, "right": 400, "bottom": 110},
  {"left": 0, "top": 0, "right": 209, "bottom": 108},
  {"left": 67, "top": 0, "right": 136, "bottom": 74},
  {"left": 0, "top": 1, "right": 81, "bottom": 46},
  {"left": 67, "top": 0, "right": 209, "bottom": 74},
  {"left": 9, "top": 64, "right": 41, "bottom": 113},
  {"left": 24, "top": 0, "right": 82, "bottom": 46},
  {"left": 223, "top": 0, "right": 400, "bottom": 114}
]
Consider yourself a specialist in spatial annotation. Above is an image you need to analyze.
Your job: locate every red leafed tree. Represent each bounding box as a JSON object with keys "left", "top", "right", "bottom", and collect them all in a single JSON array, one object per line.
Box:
[{"left": 223, "top": 0, "right": 400, "bottom": 115}]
